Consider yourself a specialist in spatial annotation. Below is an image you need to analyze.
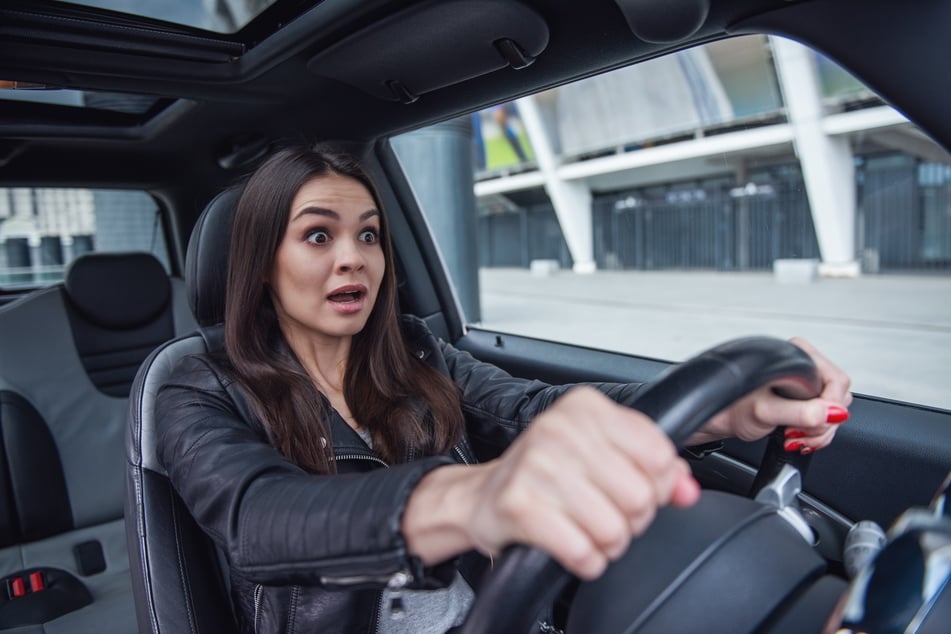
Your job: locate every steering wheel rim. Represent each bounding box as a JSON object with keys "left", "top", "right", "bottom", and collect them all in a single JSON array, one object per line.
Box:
[{"left": 457, "top": 336, "right": 822, "bottom": 634}]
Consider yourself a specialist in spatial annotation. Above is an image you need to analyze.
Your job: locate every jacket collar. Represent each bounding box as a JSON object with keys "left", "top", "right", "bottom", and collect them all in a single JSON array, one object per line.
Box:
[{"left": 399, "top": 314, "right": 438, "bottom": 363}]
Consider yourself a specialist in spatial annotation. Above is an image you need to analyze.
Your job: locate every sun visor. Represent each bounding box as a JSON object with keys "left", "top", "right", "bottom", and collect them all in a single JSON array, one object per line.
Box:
[{"left": 306, "top": 0, "right": 549, "bottom": 104}]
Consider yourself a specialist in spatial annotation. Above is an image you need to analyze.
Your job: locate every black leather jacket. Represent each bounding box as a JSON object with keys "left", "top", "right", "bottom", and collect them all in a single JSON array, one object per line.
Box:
[{"left": 155, "top": 316, "right": 645, "bottom": 633}]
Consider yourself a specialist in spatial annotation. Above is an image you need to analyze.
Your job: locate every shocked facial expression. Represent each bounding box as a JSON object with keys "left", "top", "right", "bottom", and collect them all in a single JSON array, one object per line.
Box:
[{"left": 269, "top": 173, "right": 385, "bottom": 347}]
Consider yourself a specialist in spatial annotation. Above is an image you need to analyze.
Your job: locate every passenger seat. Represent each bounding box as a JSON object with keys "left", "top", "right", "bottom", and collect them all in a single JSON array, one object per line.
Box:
[{"left": 0, "top": 252, "right": 196, "bottom": 633}]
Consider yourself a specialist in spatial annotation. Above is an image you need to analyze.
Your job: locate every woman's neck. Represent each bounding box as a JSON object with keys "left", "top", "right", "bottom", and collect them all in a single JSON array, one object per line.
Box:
[{"left": 283, "top": 330, "right": 360, "bottom": 429}]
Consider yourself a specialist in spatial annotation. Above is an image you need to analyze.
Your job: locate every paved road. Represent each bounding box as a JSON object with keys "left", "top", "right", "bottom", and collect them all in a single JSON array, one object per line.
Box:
[{"left": 477, "top": 268, "right": 951, "bottom": 411}]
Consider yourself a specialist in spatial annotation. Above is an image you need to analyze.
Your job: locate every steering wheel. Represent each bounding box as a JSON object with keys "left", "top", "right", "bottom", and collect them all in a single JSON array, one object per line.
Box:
[{"left": 457, "top": 336, "right": 822, "bottom": 634}]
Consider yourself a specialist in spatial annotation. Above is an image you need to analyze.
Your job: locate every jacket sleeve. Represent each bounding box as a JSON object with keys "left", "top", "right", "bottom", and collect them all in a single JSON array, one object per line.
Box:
[
  {"left": 438, "top": 339, "right": 649, "bottom": 459},
  {"left": 155, "top": 354, "right": 453, "bottom": 587}
]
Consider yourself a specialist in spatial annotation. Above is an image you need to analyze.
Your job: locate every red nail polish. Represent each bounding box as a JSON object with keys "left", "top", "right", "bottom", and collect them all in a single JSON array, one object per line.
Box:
[
  {"left": 827, "top": 405, "right": 849, "bottom": 424},
  {"left": 785, "top": 441, "right": 804, "bottom": 452},
  {"left": 785, "top": 429, "right": 806, "bottom": 439},
  {"left": 800, "top": 447, "right": 814, "bottom": 455}
]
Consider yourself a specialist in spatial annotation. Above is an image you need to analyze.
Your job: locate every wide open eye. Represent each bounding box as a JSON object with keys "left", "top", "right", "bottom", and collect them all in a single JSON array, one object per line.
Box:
[
  {"left": 306, "top": 229, "right": 330, "bottom": 244},
  {"left": 358, "top": 229, "right": 379, "bottom": 244}
]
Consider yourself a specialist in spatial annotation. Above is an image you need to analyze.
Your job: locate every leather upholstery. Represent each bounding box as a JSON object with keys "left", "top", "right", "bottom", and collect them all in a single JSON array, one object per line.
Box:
[
  {"left": 126, "top": 192, "right": 241, "bottom": 633},
  {"left": 185, "top": 186, "right": 241, "bottom": 328},
  {"left": 125, "top": 334, "right": 236, "bottom": 634}
]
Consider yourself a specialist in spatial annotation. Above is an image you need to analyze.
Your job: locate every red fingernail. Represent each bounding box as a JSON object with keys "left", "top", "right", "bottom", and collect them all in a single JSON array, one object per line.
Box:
[
  {"left": 827, "top": 405, "right": 849, "bottom": 424},
  {"left": 785, "top": 441, "right": 804, "bottom": 452},
  {"left": 785, "top": 429, "right": 806, "bottom": 439},
  {"left": 800, "top": 447, "right": 814, "bottom": 455}
]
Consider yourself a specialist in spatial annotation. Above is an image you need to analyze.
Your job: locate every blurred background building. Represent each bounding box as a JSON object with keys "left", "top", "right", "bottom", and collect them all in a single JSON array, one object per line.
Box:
[{"left": 467, "top": 35, "right": 951, "bottom": 278}]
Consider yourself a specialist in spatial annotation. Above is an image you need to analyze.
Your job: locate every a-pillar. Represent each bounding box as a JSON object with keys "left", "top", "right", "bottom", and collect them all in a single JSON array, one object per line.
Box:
[
  {"left": 515, "top": 95, "right": 596, "bottom": 273},
  {"left": 391, "top": 118, "right": 482, "bottom": 321},
  {"left": 770, "top": 36, "right": 860, "bottom": 277}
]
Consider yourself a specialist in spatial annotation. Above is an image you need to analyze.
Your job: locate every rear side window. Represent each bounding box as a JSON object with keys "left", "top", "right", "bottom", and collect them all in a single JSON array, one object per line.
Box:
[{"left": 0, "top": 188, "right": 169, "bottom": 289}]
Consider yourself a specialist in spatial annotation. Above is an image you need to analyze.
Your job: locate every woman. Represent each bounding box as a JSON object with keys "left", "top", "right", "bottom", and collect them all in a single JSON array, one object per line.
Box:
[{"left": 156, "top": 145, "right": 852, "bottom": 633}]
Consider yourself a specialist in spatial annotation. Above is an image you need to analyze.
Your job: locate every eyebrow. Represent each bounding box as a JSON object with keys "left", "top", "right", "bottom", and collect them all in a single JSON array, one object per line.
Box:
[{"left": 292, "top": 206, "right": 380, "bottom": 222}]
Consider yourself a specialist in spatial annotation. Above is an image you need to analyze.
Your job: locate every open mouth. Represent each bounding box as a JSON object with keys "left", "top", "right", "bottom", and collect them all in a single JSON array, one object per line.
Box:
[{"left": 328, "top": 290, "right": 362, "bottom": 303}]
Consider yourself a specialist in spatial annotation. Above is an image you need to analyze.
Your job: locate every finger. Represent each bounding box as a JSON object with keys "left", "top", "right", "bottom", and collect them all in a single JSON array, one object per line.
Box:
[
  {"left": 544, "top": 387, "right": 686, "bottom": 510},
  {"left": 784, "top": 426, "right": 836, "bottom": 454},
  {"left": 790, "top": 337, "right": 852, "bottom": 405},
  {"left": 567, "top": 433, "right": 662, "bottom": 524},
  {"left": 783, "top": 424, "right": 827, "bottom": 440},
  {"left": 594, "top": 416, "right": 696, "bottom": 512},
  {"left": 807, "top": 426, "right": 836, "bottom": 450},
  {"left": 518, "top": 504, "right": 611, "bottom": 580},
  {"left": 579, "top": 398, "right": 685, "bottom": 505},
  {"left": 669, "top": 463, "right": 701, "bottom": 508},
  {"left": 523, "top": 431, "right": 658, "bottom": 559},
  {"left": 491, "top": 477, "right": 630, "bottom": 581},
  {"left": 753, "top": 393, "right": 830, "bottom": 431},
  {"left": 557, "top": 467, "right": 644, "bottom": 559},
  {"left": 495, "top": 427, "right": 639, "bottom": 561}
]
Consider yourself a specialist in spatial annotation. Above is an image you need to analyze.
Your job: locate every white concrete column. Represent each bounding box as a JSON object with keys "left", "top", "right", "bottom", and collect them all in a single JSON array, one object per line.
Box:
[
  {"left": 515, "top": 95, "right": 596, "bottom": 273},
  {"left": 61, "top": 234, "right": 75, "bottom": 264},
  {"left": 770, "top": 36, "right": 860, "bottom": 277},
  {"left": 28, "top": 233, "right": 42, "bottom": 277}
]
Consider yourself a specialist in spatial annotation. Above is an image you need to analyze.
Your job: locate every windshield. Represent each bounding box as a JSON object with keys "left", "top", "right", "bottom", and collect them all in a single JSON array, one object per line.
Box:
[{"left": 393, "top": 34, "right": 951, "bottom": 411}]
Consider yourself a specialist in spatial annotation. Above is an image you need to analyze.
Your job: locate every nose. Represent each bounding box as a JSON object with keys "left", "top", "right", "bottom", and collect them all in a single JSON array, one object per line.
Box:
[{"left": 334, "top": 238, "right": 366, "bottom": 273}]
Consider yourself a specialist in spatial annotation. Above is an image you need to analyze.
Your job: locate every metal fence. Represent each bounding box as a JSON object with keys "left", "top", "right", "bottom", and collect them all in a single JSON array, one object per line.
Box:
[
  {"left": 858, "top": 155, "right": 951, "bottom": 271},
  {"left": 478, "top": 203, "right": 573, "bottom": 269},
  {"left": 478, "top": 155, "right": 951, "bottom": 274},
  {"left": 592, "top": 170, "right": 819, "bottom": 271}
]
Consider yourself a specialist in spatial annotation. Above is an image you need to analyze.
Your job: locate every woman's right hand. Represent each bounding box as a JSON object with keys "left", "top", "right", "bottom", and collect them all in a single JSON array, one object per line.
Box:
[{"left": 403, "top": 387, "right": 699, "bottom": 580}]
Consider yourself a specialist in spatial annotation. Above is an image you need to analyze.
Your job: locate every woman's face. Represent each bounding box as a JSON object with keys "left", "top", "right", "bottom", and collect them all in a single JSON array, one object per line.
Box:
[{"left": 269, "top": 173, "right": 385, "bottom": 347}]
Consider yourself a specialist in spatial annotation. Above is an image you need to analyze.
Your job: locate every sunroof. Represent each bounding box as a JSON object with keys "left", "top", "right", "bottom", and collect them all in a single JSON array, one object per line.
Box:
[
  {"left": 54, "top": 0, "right": 279, "bottom": 33},
  {"left": 0, "top": 82, "right": 167, "bottom": 118}
]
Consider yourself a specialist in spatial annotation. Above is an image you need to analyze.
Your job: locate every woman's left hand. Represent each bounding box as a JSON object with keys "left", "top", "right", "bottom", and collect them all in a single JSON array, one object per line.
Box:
[{"left": 692, "top": 337, "right": 852, "bottom": 454}]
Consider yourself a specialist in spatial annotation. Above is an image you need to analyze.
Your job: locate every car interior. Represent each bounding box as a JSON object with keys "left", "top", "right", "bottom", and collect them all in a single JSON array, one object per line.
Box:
[{"left": 0, "top": 0, "right": 950, "bottom": 632}]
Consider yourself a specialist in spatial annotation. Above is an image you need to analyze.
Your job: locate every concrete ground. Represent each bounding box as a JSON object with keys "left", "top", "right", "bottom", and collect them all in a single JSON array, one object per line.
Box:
[{"left": 477, "top": 268, "right": 951, "bottom": 411}]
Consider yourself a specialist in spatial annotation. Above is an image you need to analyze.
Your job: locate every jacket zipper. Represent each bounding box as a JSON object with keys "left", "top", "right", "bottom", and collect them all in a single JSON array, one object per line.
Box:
[
  {"left": 453, "top": 445, "right": 470, "bottom": 465},
  {"left": 252, "top": 583, "right": 263, "bottom": 633},
  {"left": 375, "top": 570, "right": 414, "bottom": 632},
  {"left": 333, "top": 451, "right": 396, "bottom": 632},
  {"left": 319, "top": 571, "right": 403, "bottom": 586},
  {"left": 335, "top": 453, "right": 389, "bottom": 468}
]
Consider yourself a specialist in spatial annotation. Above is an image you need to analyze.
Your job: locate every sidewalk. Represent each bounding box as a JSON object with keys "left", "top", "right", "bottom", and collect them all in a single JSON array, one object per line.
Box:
[{"left": 477, "top": 268, "right": 951, "bottom": 410}]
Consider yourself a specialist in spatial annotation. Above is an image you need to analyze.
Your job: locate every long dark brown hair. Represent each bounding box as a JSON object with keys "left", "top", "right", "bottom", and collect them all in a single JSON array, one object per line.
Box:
[{"left": 224, "top": 145, "right": 464, "bottom": 473}]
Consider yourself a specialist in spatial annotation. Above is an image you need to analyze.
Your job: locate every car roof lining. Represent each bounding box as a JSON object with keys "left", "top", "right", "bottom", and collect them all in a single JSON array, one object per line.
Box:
[{"left": 306, "top": 0, "right": 550, "bottom": 104}]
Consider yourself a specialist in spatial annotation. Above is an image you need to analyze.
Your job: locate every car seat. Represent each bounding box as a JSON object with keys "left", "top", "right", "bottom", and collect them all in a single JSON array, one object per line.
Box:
[
  {"left": 0, "top": 251, "right": 196, "bottom": 633},
  {"left": 124, "top": 188, "right": 240, "bottom": 634}
]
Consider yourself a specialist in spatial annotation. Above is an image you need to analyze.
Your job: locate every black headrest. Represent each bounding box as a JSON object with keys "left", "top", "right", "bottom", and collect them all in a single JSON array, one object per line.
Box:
[
  {"left": 186, "top": 187, "right": 241, "bottom": 327},
  {"left": 64, "top": 252, "right": 170, "bottom": 329}
]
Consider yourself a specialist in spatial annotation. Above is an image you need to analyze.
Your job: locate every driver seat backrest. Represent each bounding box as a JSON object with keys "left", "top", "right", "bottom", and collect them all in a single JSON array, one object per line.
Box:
[{"left": 125, "top": 187, "right": 241, "bottom": 634}]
